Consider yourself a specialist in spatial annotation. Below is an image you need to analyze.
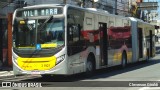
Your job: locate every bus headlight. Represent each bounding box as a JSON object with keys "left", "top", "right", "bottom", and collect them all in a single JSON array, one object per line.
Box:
[
  {"left": 56, "top": 54, "right": 65, "bottom": 65},
  {"left": 13, "top": 56, "right": 18, "bottom": 64}
]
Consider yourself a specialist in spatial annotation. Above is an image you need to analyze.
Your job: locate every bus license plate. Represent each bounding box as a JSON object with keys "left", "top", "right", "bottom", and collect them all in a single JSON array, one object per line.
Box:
[{"left": 31, "top": 71, "right": 40, "bottom": 74}]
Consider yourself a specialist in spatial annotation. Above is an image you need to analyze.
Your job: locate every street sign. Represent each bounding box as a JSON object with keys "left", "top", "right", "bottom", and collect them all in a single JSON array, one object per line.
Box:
[
  {"left": 137, "top": 6, "right": 158, "bottom": 10},
  {"left": 36, "top": 44, "right": 41, "bottom": 50},
  {"left": 137, "top": 2, "right": 158, "bottom": 10}
]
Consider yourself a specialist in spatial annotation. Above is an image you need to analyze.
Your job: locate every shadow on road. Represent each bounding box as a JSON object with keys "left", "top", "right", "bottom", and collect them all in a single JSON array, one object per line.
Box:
[
  {"left": 21, "top": 46, "right": 160, "bottom": 82},
  {"left": 90, "top": 59, "right": 160, "bottom": 80},
  {"left": 21, "top": 59, "right": 160, "bottom": 82}
]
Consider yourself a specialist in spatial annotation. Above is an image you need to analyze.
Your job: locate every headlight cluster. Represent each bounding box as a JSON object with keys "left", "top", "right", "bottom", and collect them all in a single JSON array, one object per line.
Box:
[
  {"left": 12, "top": 54, "right": 18, "bottom": 64},
  {"left": 56, "top": 54, "right": 65, "bottom": 65}
]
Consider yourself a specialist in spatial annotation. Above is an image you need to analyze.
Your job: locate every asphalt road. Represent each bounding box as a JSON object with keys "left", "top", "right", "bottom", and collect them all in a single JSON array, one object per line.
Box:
[{"left": 1, "top": 44, "right": 160, "bottom": 90}]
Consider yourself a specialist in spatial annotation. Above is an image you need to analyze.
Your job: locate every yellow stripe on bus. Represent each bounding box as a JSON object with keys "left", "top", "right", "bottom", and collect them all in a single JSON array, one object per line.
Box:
[
  {"left": 113, "top": 52, "right": 132, "bottom": 62},
  {"left": 20, "top": 20, "right": 25, "bottom": 24},
  {"left": 17, "top": 43, "right": 57, "bottom": 48},
  {"left": 113, "top": 52, "right": 122, "bottom": 61},
  {"left": 41, "top": 43, "right": 57, "bottom": 48},
  {"left": 127, "top": 52, "right": 132, "bottom": 62},
  {"left": 17, "top": 56, "right": 56, "bottom": 70}
]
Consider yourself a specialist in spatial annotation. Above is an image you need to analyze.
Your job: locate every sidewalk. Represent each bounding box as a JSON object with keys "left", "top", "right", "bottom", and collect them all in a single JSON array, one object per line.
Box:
[{"left": 0, "top": 66, "right": 14, "bottom": 78}]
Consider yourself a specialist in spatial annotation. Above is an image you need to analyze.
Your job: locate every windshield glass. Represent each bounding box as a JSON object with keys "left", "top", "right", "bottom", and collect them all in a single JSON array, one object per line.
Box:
[{"left": 13, "top": 18, "right": 64, "bottom": 50}]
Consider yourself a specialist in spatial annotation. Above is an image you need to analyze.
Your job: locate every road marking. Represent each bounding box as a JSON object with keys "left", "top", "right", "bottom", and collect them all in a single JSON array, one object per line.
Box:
[
  {"left": 139, "top": 87, "right": 160, "bottom": 90},
  {"left": 138, "top": 80, "right": 160, "bottom": 90},
  {"left": 139, "top": 87, "right": 150, "bottom": 90}
]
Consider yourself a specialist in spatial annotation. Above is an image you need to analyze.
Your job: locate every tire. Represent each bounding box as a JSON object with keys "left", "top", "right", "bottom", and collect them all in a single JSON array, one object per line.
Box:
[
  {"left": 121, "top": 52, "right": 127, "bottom": 68},
  {"left": 85, "top": 56, "right": 95, "bottom": 77}
]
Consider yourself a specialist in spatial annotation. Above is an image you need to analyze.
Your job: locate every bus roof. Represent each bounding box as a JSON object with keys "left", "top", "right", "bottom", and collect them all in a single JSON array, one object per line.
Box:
[
  {"left": 22, "top": 4, "right": 65, "bottom": 9},
  {"left": 129, "top": 17, "right": 154, "bottom": 27},
  {"left": 18, "top": 4, "right": 130, "bottom": 21}
]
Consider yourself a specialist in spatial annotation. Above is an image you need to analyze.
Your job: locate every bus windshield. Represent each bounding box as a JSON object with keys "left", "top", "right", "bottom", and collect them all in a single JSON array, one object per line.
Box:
[{"left": 13, "top": 18, "right": 64, "bottom": 50}]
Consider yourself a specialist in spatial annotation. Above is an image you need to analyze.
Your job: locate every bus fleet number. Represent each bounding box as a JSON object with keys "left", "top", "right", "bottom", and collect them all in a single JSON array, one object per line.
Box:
[{"left": 41, "top": 64, "right": 50, "bottom": 67}]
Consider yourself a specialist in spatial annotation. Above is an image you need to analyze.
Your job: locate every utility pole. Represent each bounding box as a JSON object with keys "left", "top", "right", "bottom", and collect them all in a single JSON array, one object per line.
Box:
[
  {"left": 115, "top": 0, "right": 117, "bottom": 15},
  {"left": 92, "top": 0, "right": 94, "bottom": 8},
  {"left": 63, "top": 0, "right": 66, "bottom": 4},
  {"left": 7, "top": 13, "right": 13, "bottom": 66},
  {"left": 82, "top": 0, "right": 85, "bottom": 7},
  {"left": 0, "top": 19, "right": 2, "bottom": 66},
  {"left": 33, "top": 0, "right": 36, "bottom": 5},
  {"left": 91, "top": 0, "right": 98, "bottom": 8}
]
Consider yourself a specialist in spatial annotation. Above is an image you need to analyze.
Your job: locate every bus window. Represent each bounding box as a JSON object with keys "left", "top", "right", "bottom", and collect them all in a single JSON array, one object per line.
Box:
[{"left": 67, "top": 8, "right": 84, "bottom": 56}]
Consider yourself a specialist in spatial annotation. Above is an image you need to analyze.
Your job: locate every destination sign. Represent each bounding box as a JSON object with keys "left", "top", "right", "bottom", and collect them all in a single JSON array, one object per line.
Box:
[{"left": 16, "top": 8, "right": 63, "bottom": 17}]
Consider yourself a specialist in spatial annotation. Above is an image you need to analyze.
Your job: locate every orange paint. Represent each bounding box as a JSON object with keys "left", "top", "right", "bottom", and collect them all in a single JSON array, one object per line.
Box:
[{"left": 7, "top": 13, "right": 13, "bottom": 66}]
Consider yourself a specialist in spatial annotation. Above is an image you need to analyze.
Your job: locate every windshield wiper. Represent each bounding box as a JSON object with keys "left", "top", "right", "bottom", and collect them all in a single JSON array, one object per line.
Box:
[{"left": 38, "top": 15, "right": 53, "bottom": 31}]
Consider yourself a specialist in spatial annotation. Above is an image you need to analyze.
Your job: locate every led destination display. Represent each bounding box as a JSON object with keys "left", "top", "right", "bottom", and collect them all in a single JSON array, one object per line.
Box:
[{"left": 16, "top": 8, "right": 63, "bottom": 17}]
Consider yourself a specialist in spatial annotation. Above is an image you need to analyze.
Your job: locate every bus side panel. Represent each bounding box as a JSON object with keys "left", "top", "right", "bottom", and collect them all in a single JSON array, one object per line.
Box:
[
  {"left": 110, "top": 18, "right": 125, "bottom": 66},
  {"left": 123, "top": 19, "right": 132, "bottom": 63},
  {"left": 130, "top": 18, "right": 139, "bottom": 62},
  {"left": 67, "top": 7, "right": 87, "bottom": 74},
  {"left": 108, "top": 18, "right": 132, "bottom": 65}
]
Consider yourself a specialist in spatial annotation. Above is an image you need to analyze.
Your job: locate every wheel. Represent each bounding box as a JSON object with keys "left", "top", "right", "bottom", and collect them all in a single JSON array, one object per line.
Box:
[
  {"left": 121, "top": 52, "right": 127, "bottom": 68},
  {"left": 85, "top": 56, "right": 95, "bottom": 77}
]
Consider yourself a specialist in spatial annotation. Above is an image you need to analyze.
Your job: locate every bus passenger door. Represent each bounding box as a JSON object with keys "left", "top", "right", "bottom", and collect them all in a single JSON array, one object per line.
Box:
[
  {"left": 149, "top": 30, "right": 153, "bottom": 57},
  {"left": 138, "top": 28, "right": 143, "bottom": 58},
  {"left": 99, "top": 22, "right": 108, "bottom": 65}
]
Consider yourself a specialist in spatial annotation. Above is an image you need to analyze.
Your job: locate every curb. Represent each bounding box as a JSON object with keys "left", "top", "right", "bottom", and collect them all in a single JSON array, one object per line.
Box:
[
  {"left": 0, "top": 66, "right": 14, "bottom": 79},
  {"left": 0, "top": 71, "right": 15, "bottom": 79}
]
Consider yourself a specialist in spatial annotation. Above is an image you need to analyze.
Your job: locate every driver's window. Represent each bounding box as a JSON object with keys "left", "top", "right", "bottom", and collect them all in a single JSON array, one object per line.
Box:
[
  {"left": 67, "top": 14, "right": 80, "bottom": 44},
  {"left": 67, "top": 8, "right": 84, "bottom": 56}
]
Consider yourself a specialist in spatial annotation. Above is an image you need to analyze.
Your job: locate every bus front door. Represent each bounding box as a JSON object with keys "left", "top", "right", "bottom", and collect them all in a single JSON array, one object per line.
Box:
[
  {"left": 149, "top": 30, "right": 153, "bottom": 57},
  {"left": 99, "top": 22, "right": 108, "bottom": 65},
  {"left": 138, "top": 28, "right": 143, "bottom": 58}
]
